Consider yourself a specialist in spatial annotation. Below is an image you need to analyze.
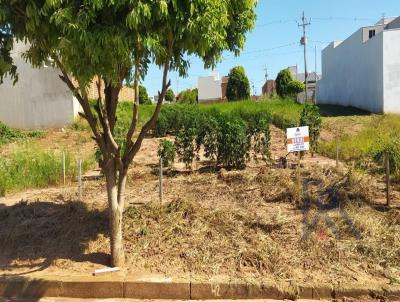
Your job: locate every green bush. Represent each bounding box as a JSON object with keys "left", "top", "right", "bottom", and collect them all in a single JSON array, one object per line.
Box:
[
  {"left": 370, "top": 138, "right": 400, "bottom": 179},
  {"left": 276, "top": 68, "right": 304, "bottom": 98},
  {"left": 139, "top": 85, "right": 152, "bottom": 105},
  {"left": 299, "top": 103, "right": 322, "bottom": 154},
  {"left": 226, "top": 66, "right": 250, "bottom": 101},
  {"left": 216, "top": 114, "right": 249, "bottom": 168},
  {"left": 173, "top": 108, "right": 271, "bottom": 169},
  {"left": 288, "top": 80, "right": 305, "bottom": 95},
  {"left": 179, "top": 88, "right": 198, "bottom": 104},
  {"left": 165, "top": 89, "right": 175, "bottom": 103},
  {"left": 154, "top": 105, "right": 202, "bottom": 137},
  {"left": 158, "top": 139, "right": 175, "bottom": 167},
  {"left": 0, "top": 122, "right": 43, "bottom": 145},
  {"left": 175, "top": 127, "right": 197, "bottom": 169}
]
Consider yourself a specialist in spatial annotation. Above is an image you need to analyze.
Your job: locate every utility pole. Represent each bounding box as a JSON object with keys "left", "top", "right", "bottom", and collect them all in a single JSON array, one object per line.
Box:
[
  {"left": 314, "top": 45, "right": 317, "bottom": 103},
  {"left": 251, "top": 80, "right": 255, "bottom": 97},
  {"left": 298, "top": 12, "right": 311, "bottom": 103},
  {"left": 264, "top": 66, "right": 268, "bottom": 81}
]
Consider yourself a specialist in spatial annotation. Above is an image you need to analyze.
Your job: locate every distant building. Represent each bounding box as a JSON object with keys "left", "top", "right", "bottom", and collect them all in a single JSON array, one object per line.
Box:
[
  {"left": 288, "top": 65, "right": 321, "bottom": 103},
  {"left": 197, "top": 72, "right": 229, "bottom": 103},
  {"left": 262, "top": 80, "right": 276, "bottom": 96},
  {"left": 0, "top": 42, "right": 81, "bottom": 129},
  {"left": 221, "top": 76, "right": 229, "bottom": 100},
  {"left": 317, "top": 17, "right": 400, "bottom": 113}
]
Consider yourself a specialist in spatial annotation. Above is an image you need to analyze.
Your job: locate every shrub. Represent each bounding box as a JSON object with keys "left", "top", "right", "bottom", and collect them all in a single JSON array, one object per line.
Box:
[
  {"left": 299, "top": 103, "right": 321, "bottom": 154},
  {"left": 139, "top": 85, "right": 151, "bottom": 105},
  {"left": 156, "top": 103, "right": 273, "bottom": 169},
  {"left": 179, "top": 88, "right": 198, "bottom": 104},
  {"left": 175, "top": 127, "right": 197, "bottom": 169},
  {"left": 216, "top": 114, "right": 249, "bottom": 168},
  {"left": 154, "top": 105, "right": 202, "bottom": 137},
  {"left": 288, "top": 80, "right": 305, "bottom": 95},
  {"left": 231, "top": 107, "right": 271, "bottom": 160},
  {"left": 0, "top": 122, "right": 43, "bottom": 145},
  {"left": 226, "top": 66, "right": 250, "bottom": 101},
  {"left": 165, "top": 89, "right": 175, "bottom": 103},
  {"left": 370, "top": 138, "right": 400, "bottom": 179},
  {"left": 275, "top": 68, "right": 293, "bottom": 98},
  {"left": 158, "top": 139, "right": 175, "bottom": 167},
  {"left": 276, "top": 68, "right": 304, "bottom": 98},
  {"left": 195, "top": 110, "right": 219, "bottom": 161}
]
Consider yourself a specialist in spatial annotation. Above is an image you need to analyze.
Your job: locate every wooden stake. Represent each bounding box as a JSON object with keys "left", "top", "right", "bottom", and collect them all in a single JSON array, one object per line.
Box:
[
  {"left": 78, "top": 159, "right": 82, "bottom": 200},
  {"left": 336, "top": 136, "right": 339, "bottom": 168},
  {"left": 159, "top": 156, "right": 163, "bottom": 205},
  {"left": 62, "top": 151, "right": 66, "bottom": 185},
  {"left": 385, "top": 152, "right": 390, "bottom": 207}
]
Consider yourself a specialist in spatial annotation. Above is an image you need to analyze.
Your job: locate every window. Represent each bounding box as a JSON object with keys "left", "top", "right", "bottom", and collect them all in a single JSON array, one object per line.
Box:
[{"left": 369, "top": 29, "right": 376, "bottom": 39}]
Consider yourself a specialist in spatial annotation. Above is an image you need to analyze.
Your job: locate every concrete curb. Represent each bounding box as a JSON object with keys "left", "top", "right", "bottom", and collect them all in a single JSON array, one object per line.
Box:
[{"left": 0, "top": 276, "right": 399, "bottom": 300}]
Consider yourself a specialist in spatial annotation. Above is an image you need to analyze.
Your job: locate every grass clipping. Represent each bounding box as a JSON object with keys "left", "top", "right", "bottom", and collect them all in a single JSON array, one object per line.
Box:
[{"left": 123, "top": 167, "right": 400, "bottom": 285}]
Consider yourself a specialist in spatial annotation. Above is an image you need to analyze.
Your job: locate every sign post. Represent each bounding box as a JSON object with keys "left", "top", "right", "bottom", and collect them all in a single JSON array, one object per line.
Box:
[{"left": 287, "top": 126, "right": 310, "bottom": 203}]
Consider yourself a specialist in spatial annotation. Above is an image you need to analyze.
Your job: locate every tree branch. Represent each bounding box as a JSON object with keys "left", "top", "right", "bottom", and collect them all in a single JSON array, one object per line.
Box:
[
  {"left": 124, "top": 59, "right": 140, "bottom": 156},
  {"left": 123, "top": 60, "right": 170, "bottom": 166}
]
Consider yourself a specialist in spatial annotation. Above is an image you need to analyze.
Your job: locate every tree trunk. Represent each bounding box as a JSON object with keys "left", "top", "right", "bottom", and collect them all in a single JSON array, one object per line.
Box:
[{"left": 105, "top": 166, "right": 126, "bottom": 267}]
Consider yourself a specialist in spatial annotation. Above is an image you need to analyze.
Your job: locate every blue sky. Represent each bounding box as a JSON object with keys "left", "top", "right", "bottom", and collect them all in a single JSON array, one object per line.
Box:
[{"left": 143, "top": 0, "right": 399, "bottom": 97}]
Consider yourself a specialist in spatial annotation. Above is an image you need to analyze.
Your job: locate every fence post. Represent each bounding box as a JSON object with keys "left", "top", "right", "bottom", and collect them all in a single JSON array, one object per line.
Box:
[
  {"left": 336, "top": 136, "right": 339, "bottom": 168},
  {"left": 385, "top": 152, "right": 390, "bottom": 207},
  {"left": 159, "top": 156, "right": 163, "bottom": 205},
  {"left": 62, "top": 151, "right": 66, "bottom": 185},
  {"left": 78, "top": 159, "right": 82, "bottom": 200}
]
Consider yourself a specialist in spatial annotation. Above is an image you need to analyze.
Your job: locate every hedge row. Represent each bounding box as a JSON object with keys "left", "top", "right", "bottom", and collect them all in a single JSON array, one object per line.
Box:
[{"left": 154, "top": 105, "right": 271, "bottom": 169}]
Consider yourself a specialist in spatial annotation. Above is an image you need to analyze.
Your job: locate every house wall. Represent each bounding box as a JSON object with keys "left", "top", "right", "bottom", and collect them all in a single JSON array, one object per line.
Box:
[
  {"left": 198, "top": 76, "right": 222, "bottom": 103},
  {"left": 74, "top": 79, "right": 136, "bottom": 102},
  {"left": 386, "top": 17, "right": 400, "bottom": 30},
  {"left": 0, "top": 43, "right": 78, "bottom": 129},
  {"left": 317, "top": 28, "right": 384, "bottom": 113},
  {"left": 383, "top": 29, "right": 400, "bottom": 113}
]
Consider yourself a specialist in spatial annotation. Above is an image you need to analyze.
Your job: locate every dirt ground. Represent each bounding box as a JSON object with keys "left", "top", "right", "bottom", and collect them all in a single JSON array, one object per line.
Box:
[{"left": 0, "top": 126, "right": 399, "bottom": 291}]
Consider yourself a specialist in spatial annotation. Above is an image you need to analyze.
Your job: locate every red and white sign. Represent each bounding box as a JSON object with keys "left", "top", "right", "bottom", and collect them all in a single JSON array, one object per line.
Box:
[{"left": 287, "top": 126, "right": 310, "bottom": 153}]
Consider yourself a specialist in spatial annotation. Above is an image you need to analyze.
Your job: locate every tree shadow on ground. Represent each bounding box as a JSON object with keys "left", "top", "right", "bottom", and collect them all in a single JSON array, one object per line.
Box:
[
  {"left": 0, "top": 200, "right": 109, "bottom": 277},
  {"left": 317, "top": 104, "right": 372, "bottom": 117}
]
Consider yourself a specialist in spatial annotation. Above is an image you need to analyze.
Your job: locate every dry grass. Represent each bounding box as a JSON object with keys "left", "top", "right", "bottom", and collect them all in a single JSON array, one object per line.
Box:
[{"left": 120, "top": 166, "right": 400, "bottom": 286}]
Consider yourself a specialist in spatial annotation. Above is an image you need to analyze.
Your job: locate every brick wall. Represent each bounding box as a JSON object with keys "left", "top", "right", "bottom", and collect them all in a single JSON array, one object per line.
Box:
[{"left": 72, "top": 79, "right": 135, "bottom": 102}]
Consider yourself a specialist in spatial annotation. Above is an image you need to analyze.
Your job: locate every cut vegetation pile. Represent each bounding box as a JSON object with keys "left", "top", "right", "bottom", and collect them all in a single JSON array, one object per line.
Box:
[
  {"left": 1, "top": 164, "right": 399, "bottom": 286},
  {"left": 122, "top": 167, "right": 400, "bottom": 285}
]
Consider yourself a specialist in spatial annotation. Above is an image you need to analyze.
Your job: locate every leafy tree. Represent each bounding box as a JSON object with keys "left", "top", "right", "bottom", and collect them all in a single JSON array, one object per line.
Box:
[
  {"left": 276, "top": 68, "right": 306, "bottom": 98},
  {"left": 179, "top": 88, "right": 198, "bottom": 104},
  {"left": 139, "top": 85, "right": 151, "bottom": 105},
  {"left": 299, "top": 103, "right": 321, "bottom": 155},
  {"left": 226, "top": 66, "right": 250, "bottom": 101},
  {"left": 276, "top": 68, "right": 293, "bottom": 98},
  {"left": 288, "top": 80, "right": 305, "bottom": 95},
  {"left": 0, "top": 0, "right": 256, "bottom": 267},
  {"left": 165, "top": 88, "right": 175, "bottom": 103}
]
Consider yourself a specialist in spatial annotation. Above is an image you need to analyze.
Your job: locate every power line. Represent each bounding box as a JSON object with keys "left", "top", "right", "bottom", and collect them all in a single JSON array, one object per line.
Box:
[{"left": 311, "top": 16, "right": 376, "bottom": 22}]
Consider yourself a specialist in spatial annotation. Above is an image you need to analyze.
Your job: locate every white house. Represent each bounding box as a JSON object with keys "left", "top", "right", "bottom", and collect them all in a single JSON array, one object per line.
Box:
[
  {"left": 0, "top": 42, "right": 81, "bottom": 129},
  {"left": 317, "top": 17, "right": 400, "bottom": 113},
  {"left": 198, "top": 72, "right": 224, "bottom": 103}
]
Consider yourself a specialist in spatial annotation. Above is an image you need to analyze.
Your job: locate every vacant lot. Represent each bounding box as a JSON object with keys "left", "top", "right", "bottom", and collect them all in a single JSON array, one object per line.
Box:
[{"left": 1, "top": 122, "right": 399, "bottom": 290}]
